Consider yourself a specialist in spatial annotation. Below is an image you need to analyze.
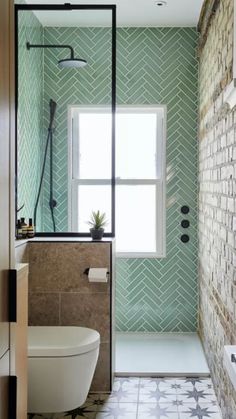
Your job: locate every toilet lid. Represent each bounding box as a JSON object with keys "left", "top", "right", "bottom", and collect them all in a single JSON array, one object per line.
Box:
[{"left": 28, "top": 326, "right": 100, "bottom": 357}]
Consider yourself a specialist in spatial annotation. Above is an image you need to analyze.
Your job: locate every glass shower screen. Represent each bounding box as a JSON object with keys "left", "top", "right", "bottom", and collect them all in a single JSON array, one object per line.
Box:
[{"left": 15, "top": 4, "right": 116, "bottom": 236}]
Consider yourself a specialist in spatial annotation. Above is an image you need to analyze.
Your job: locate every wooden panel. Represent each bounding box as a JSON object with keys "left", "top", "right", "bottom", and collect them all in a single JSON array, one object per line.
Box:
[
  {"left": 0, "top": 0, "right": 15, "bottom": 415},
  {"left": 10, "top": 264, "right": 28, "bottom": 419},
  {"left": 0, "top": 351, "right": 9, "bottom": 419},
  {"left": 0, "top": 0, "right": 11, "bottom": 360}
]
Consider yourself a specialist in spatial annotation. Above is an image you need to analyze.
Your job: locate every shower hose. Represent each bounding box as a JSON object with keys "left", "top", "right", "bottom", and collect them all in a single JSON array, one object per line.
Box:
[{"left": 33, "top": 99, "right": 57, "bottom": 232}]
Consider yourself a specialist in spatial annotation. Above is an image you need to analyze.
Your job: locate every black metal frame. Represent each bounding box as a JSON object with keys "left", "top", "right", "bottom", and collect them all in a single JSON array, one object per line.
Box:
[{"left": 15, "top": 3, "right": 116, "bottom": 237}]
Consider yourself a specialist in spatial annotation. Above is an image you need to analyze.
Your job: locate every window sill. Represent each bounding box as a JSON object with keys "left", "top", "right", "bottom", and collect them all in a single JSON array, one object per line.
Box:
[{"left": 116, "top": 252, "right": 166, "bottom": 259}]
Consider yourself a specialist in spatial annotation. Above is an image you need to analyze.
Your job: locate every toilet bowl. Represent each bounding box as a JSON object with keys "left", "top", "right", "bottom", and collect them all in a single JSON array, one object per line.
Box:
[{"left": 28, "top": 326, "right": 100, "bottom": 413}]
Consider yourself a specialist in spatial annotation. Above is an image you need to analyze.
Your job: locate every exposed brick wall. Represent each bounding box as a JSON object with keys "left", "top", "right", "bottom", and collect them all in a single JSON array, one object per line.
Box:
[{"left": 198, "top": 0, "right": 236, "bottom": 417}]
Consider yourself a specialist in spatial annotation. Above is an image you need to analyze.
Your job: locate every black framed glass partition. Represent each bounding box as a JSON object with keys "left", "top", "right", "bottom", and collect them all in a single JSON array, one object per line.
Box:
[{"left": 15, "top": 4, "right": 116, "bottom": 236}]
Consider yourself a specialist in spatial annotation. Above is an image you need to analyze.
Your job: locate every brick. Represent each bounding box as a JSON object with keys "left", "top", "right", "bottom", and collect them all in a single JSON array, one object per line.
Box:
[{"left": 199, "top": 0, "right": 236, "bottom": 417}]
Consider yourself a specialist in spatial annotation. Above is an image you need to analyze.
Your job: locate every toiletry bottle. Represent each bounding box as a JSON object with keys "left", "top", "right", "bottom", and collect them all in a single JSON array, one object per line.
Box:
[
  {"left": 27, "top": 218, "right": 35, "bottom": 238},
  {"left": 21, "top": 217, "right": 28, "bottom": 239},
  {"left": 16, "top": 219, "right": 22, "bottom": 239}
]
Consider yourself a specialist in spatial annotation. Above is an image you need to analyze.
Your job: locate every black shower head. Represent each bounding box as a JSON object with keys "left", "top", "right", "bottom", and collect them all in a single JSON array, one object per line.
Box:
[{"left": 26, "top": 42, "right": 87, "bottom": 69}]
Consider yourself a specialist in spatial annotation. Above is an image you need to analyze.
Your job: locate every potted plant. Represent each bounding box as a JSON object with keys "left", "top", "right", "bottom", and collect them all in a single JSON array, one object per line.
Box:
[{"left": 87, "top": 210, "right": 107, "bottom": 240}]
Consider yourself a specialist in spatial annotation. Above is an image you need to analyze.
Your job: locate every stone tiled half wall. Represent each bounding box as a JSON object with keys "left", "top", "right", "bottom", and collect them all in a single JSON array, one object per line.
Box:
[{"left": 198, "top": 0, "right": 236, "bottom": 417}]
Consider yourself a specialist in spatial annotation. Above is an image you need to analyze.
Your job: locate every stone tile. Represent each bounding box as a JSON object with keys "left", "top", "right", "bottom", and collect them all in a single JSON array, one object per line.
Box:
[
  {"left": 60, "top": 293, "right": 110, "bottom": 341},
  {"left": 90, "top": 343, "right": 111, "bottom": 392},
  {"left": 29, "top": 243, "right": 110, "bottom": 293},
  {"left": 28, "top": 292, "right": 60, "bottom": 325}
]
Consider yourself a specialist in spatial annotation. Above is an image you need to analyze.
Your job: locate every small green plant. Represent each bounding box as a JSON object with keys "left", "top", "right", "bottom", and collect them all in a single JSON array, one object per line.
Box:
[{"left": 87, "top": 210, "right": 108, "bottom": 230}]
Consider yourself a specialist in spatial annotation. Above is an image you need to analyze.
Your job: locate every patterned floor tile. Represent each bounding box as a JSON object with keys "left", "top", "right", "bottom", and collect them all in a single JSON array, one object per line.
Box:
[
  {"left": 113, "top": 377, "right": 140, "bottom": 391},
  {"left": 195, "top": 380, "right": 214, "bottom": 391},
  {"left": 179, "top": 415, "right": 221, "bottom": 419},
  {"left": 139, "top": 381, "right": 158, "bottom": 391},
  {"left": 64, "top": 399, "right": 99, "bottom": 418},
  {"left": 174, "top": 379, "right": 196, "bottom": 389},
  {"left": 176, "top": 388, "right": 217, "bottom": 404},
  {"left": 84, "top": 394, "right": 107, "bottom": 408},
  {"left": 178, "top": 402, "right": 222, "bottom": 418},
  {"left": 140, "top": 378, "right": 175, "bottom": 391},
  {"left": 137, "top": 403, "right": 179, "bottom": 419},
  {"left": 103, "top": 389, "right": 138, "bottom": 403},
  {"left": 28, "top": 376, "right": 222, "bottom": 419},
  {"left": 96, "top": 402, "right": 137, "bottom": 418},
  {"left": 139, "top": 388, "right": 177, "bottom": 404}
]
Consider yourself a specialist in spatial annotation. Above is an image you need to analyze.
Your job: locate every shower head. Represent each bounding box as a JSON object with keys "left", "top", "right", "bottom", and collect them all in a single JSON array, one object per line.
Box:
[
  {"left": 58, "top": 57, "right": 87, "bottom": 69},
  {"left": 26, "top": 42, "right": 87, "bottom": 69}
]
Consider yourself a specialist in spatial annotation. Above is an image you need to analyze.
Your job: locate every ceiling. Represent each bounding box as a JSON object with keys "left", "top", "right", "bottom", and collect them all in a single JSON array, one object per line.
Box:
[{"left": 24, "top": 0, "right": 205, "bottom": 27}]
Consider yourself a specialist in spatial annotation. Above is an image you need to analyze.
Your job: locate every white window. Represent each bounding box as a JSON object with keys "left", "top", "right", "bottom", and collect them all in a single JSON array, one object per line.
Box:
[{"left": 68, "top": 105, "right": 166, "bottom": 258}]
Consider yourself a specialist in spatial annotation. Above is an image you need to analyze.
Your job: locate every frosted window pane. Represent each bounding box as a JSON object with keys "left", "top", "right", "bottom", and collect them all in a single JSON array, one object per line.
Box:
[
  {"left": 116, "top": 185, "right": 156, "bottom": 253},
  {"left": 78, "top": 185, "right": 111, "bottom": 232},
  {"left": 116, "top": 113, "right": 157, "bottom": 179},
  {"left": 78, "top": 113, "right": 112, "bottom": 179}
]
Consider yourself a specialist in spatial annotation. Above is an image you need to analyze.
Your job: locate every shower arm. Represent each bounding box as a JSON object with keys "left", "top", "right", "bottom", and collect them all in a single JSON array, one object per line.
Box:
[{"left": 26, "top": 42, "right": 75, "bottom": 59}]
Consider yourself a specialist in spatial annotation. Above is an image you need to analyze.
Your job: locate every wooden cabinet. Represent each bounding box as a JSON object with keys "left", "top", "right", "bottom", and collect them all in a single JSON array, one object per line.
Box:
[
  {"left": 0, "top": 352, "right": 10, "bottom": 419},
  {"left": 10, "top": 265, "right": 28, "bottom": 419},
  {"left": 0, "top": 0, "right": 14, "bottom": 417}
]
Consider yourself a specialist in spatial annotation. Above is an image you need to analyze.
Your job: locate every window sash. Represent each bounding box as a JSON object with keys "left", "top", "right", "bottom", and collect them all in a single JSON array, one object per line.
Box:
[
  {"left": 70, "top": 105, "right": 164, "bottom": 181},
  {"left": 70, "top": 179, "right": 165, "bottom": 258},
  {"left": 68, "top": 105, "right": 166, "bottom": 257}
]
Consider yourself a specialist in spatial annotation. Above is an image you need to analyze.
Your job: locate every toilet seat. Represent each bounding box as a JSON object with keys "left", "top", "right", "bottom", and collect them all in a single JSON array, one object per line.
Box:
[{"left": 28, "top": 326, "right": 100, "bottom": 357}]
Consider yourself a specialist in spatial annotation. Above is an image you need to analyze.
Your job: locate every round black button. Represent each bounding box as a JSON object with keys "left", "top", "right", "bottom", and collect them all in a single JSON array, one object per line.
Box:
[
  {"left": 181, "top": 234, "right": 189, "bottom": 243},
  {"left": 181, "top": 205, "right": 190, "bottom": 214},
  {"left": 181, "top": 220, "right": 190, "bottom": 228}
]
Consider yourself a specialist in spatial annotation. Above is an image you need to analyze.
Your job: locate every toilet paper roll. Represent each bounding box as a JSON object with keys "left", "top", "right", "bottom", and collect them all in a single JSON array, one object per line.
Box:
[{"left": 88, "top": 268, "right": 108, "bottom": 283}]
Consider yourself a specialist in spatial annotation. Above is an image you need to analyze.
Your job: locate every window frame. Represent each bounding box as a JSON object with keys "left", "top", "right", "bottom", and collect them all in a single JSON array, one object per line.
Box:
[{"left": 68, "top": 105, "right": 166, "bottom": 258}]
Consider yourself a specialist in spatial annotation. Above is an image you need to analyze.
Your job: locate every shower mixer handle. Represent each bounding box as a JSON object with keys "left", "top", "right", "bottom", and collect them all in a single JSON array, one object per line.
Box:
[{"left": 49, "top": 199, "right": 57, "bottom": 209}]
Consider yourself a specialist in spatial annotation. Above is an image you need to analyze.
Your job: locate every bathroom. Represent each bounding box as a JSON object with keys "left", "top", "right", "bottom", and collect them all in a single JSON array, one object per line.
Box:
[{"left": 0, "top": 0, "right": 236, "bottom": 418}]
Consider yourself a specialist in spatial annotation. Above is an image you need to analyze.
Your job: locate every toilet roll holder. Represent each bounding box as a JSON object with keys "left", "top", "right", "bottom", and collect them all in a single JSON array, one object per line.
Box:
[{"left": 83, "top": 268, "right": 110, "bottom": 275}]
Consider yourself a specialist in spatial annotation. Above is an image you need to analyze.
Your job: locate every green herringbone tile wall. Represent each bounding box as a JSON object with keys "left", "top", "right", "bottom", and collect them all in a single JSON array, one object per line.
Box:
[
  {"left": 17, "top": 10, "right": 43, "bottom": 229},
  {"left": 42, "top": 27, "right": 198, "bottom": 332},
  {"left": 42, "top": 27, "right": 112, "bottom": 231},
  {"left": 17, "top": 24, "right": 198, "bottom": 331}
]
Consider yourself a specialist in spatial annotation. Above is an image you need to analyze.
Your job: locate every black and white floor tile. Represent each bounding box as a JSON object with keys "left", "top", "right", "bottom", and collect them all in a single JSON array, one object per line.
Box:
[{"left": 28, "top": 377, "right": 222, "bottom": 419}]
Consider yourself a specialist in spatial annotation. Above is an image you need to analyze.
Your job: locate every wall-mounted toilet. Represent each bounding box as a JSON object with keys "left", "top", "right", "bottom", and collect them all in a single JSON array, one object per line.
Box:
[{"left": 28, "top": 326, "right": 100, "bottom": 413}]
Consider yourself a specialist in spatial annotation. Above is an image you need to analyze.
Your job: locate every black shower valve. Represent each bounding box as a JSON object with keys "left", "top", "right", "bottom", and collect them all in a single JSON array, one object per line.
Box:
[
  {"left": 181, "top": 205, "right": 190, "bottom": 214},
  {"left": 181, "top": 234, "right": 189, "bottom": 243},
  {"left": 181, "top": 219, "right": 190, "bottom": 228}
]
